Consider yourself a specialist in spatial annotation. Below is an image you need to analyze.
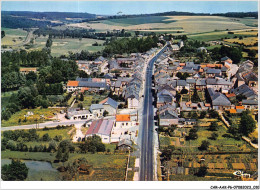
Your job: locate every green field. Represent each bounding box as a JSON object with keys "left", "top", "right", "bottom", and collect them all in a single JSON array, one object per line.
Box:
[
  {"left": 102, "top": 16, "right": 174, "bottom": 26},
  {"left": 1, "top": 108, "right": 62, "bottom": 127},
  {"left": 31, "top": 37, "right": 105, "bottom": 57},
  {"left": 2, "top": 151, "right": 131, "bottom": 181},
  {"left": 1, "top": 27, "right": 27, "bottom": 46}
]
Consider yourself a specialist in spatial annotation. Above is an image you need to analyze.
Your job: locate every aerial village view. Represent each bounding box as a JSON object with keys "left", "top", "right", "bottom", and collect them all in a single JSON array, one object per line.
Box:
[{"left": 0, "top": 0, "right": 259, "bottom": 187}]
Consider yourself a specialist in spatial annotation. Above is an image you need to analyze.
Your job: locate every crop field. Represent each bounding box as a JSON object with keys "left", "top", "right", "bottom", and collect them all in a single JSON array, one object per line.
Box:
[
  {"left": 69, "top": 16, "right": 256, "bottom": 35},
  {"left": 224, "top": 36, "right": 258, "bottom": 46}
]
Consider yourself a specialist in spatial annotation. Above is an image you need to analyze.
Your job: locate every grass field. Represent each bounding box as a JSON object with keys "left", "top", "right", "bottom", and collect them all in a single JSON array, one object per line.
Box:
[
  {"left": 1, "top": 108, "right": 62, "bottom": 127},
  {"left": 1, "top": 27, "right": 27, "bottom": 46},
  {"left": 224, "top": 36, "right": 258, "bottom": 46},
  {"left": 2, "top": 151, "right": 131, "bottom": 181},
  {"left": 31, "top": 37, "right": 105, "bottom": 57}
]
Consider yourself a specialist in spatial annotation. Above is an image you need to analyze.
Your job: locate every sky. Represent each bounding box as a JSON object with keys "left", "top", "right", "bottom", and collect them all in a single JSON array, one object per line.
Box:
[{"left": 1, "top": 1, "right": 258, "bottom": 15}]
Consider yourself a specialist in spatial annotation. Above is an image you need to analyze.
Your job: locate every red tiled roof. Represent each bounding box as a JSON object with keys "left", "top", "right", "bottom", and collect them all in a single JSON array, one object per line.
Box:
[
  {"left": 67, "top": 81, "right": 79, "bottom": 87},
  {"left": 116, "top": 114, "right": 130, "bottom": 122}
]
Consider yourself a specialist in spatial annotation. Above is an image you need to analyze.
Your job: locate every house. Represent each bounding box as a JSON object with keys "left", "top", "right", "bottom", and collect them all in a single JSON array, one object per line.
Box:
[
  {"left": 99, "top": 97, "right": 118, "bottom": 115},
  {"left": 176, "top": 80, "right": 189, "bottom": 91},
  {"left": 67, "top": 81, "right": 79, "bottom": 92},
  {"left": 231, "top": 84, "right": 257, "bottom": 100},
  {"left": 85, "top": 119, "right": 114, "bottom": 143},
  {"left": 157, "top": 84, "right": 176, "bottom": 96},
  {"left": 206, "top": 69, "right": 222, "bottom": 78},
  {"left": 237, "top": 60, "right": 254, "bottom": 74},
  {"left": 159, "top": 109, "right": 179, "bottom": 126},
  {"left": 221, "top": 56, "right": 233, "bottom": 69},
  {"left": 157, "top": 89, "right": 175, "bottom": 108},
  {"left": 20, "top": 68, "right": 37, "bottom": 75},
  {"left": 242, "top": 72, "right": 258, "bottom": 89},
  {"left": 114, "top": 114, "right": 132, "bottom": 128},
  {"left": 186, "top": 78, "right": 196, "bottom": 90},
  {"left": 65, "top": 108, "right": 95, "bottom": 120},
  {"left": 206, "top": 78, "right": 233, "bottom": 92},
  {"left": 207, "top": 88, "right": 231, "bottom": 110},
  {"left": 242, "top": 99, "right": 258, "bottom": 110},
  {"left": 89, "top": 104, "right": 104, "bottom": 118},
  {"left": 197, "top": 47, "right": 207, "bottom": 53},
  {"left": 196, "top": 79, "right": 206, "bottom": 91},
  {"left": 117, "top": 139, "right": 132, "bottom": 151}
]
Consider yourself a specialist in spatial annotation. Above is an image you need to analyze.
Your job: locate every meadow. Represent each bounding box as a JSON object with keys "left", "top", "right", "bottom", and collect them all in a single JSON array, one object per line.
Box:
[
  {"left": 1, "top": 27, "right": 27, "bottom": 46},
  {"left": 1, "top": 150, "right": 132, "bottom": 181},
  {"left": 1, "top": 108, "right": 62, "bottom": 127}
]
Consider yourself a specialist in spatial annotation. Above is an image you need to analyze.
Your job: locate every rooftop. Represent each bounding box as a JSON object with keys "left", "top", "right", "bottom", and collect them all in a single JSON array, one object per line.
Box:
[{"left": 116, "top": 114, "right": 131, "bottom": 122}]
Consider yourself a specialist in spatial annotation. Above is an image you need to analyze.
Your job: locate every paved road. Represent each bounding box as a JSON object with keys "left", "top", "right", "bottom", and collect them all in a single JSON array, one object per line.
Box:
[
  {"left": 139, "top": 43, "right": 169, "bottom": 181},
  {"left": 1, "top": 120, "right": 87, "bottom": 131}
]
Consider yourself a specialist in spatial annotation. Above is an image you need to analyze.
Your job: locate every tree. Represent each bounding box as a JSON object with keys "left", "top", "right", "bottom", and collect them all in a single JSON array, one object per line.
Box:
[
  {"left": 208, "top": 121, "right": 218, "bottom": 131},
  {"left": 208, "top": 110, "right": 218, "bottom": 118},
  {"left": 180, "top": 88, "right": 188, "bottom": 94},
  {"left": 209, "top": 132, "right": 218, "bottom": 140},
  {"left": 56, "top": 148, "right": 62, "bottom": 161},
  {"left": 248, "top": 49, "right": 257, "bottom": 58},
  {"left": 196, "top": 166, "right": 208, "bottom": 177},
  {"left": 199, "top": 111, "right": 207, "bottom": 119},
  {"left": 1, "top": 30, "right": 5, "bottom": 38},
  {"left": 239, "top": 111, "right": 256, "bottom": 136},
  {"left": 103, "top": 110, "right": 109, "bottom": 117},
  {"left": 42, "top": 133, "right": 51, "bottom": 141},
  {"left": 198, "top": 140, "right": 210, "bottom": 151},
  {"left": 191, "top": 89, "right": 200, "bottom": 103},
  {"left": 186, "top": 128, "right": 198, "bottom": 140},
  {"left": 79, "top": 93, "right": 84, "bottom": 101},
  {"left": 1, "top": 159, "right": 28, "bottom": 181}
]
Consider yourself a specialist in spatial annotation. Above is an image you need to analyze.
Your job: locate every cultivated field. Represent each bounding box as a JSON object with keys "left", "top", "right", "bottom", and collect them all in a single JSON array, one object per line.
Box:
[
  {"left": 68, "top": 16, "right": 257, "bottom": 35},
  {"left": 1, "top": 27, "right": 27, "bottom": 46}
]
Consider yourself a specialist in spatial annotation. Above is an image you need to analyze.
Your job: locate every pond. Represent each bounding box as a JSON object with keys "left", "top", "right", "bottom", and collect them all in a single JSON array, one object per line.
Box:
[{"left": 1, "top": 159, "right": 61, "bottom": 181}]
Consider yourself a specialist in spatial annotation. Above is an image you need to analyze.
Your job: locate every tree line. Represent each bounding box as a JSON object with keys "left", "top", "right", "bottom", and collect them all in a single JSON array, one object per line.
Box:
[
  {"left": 33, "top": 28, "right": 131, "bottom": 40},
  {"left": 103, "top": 35, "right": 160, "bottom": 56}
]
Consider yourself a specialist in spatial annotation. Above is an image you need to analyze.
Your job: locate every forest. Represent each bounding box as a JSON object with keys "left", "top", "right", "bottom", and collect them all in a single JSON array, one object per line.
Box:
[{"left": 33, "top": 28, "right": 132, "bottom": 40}]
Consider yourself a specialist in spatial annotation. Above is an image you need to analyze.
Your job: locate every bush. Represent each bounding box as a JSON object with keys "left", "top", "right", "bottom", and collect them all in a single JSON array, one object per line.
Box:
[{"left": 198, "top": 140, "right": 210, "bottom": 151}]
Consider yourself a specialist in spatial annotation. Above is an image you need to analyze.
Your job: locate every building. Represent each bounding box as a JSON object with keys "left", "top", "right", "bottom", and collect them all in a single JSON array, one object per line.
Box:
[
  {"left": 159, "top": 109, "right": 179, "bottom": 126},
  {"left": 114, "top": 114, "right": 132, "bottom": 128},
  {"left": 117, "top": 139, "right": 132, "bottom": 151},
  {"left": 99, "top": 97, "right": 118, "bottom": 115},
  {"left": 65, "top": 108, "right": 95, "bottom": 120},
  {"left": 20, "top": 67, "right": 37, "bottom": 75},
  {"left": 85, "top": 119, "right": 114, "bottom": 143},
  {"left": 89, "top": 104, "right": 104, "bottom": 118},
  {"left": 207, "top": 88, "right": 231, "bottom": 110}
]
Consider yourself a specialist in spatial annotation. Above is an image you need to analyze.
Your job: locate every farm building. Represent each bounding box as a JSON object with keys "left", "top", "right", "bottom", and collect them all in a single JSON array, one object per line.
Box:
[{"left": 85, "top": 119, "right": 114, "bottom": 143}]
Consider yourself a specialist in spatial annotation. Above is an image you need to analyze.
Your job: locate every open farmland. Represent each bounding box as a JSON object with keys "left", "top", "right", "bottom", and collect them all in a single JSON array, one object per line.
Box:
[
  {"left": 224, "top": 37, "right": 258, "bottom": 46},
  {"left": 69, "top": 16, "right": 257, "bottom": 35},
  {"left": 1, "top": 27, "right": 28, "bottom": 46},
  {"left": 30, "top": 37, "right": 105, "bottom": 57}
]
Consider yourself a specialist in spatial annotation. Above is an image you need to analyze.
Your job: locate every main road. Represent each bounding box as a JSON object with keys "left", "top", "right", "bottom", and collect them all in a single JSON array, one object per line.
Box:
[{"left": 140, "top": 42, "right": 169, "bottom": 181}]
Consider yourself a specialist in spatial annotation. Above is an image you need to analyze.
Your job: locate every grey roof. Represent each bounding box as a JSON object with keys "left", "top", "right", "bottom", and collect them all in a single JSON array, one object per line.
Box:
[
  {"left": 118, "top": 139, "right": 132, "bottom": 147},
  {"left": 66, "top": 109, "right": 90, "bottom": 118},
  {"left": 95, "top": 56, "right": 106, "bottom": 62},
  {"left": 115, "top": 81, "right": 122, "bottom": 88},
  {"left": 186, "top": 78, "right": 196, "bottom": 84},
  {"left": 124, "top": 85, "right": 140, "bottom": 99},
  {"left": 159, "top": 110, "right": 178, "bottom": 119},
  {"left": 221, "top": 56, "right": 231, "bottom": 61},
  {"left": 206, "top": 78, "right": 232, "bottom": 85},
  {"left": 78, "top": 81, "right": 109, "bottom": 89},
  {"left": 157, "top": 84, "right": 176, "bottom": 93},
  {"left": 104, "top": 73, "right": 114, "bottom": 79},
  {"left": 231, "top": 84, "right": 256, "bottom": 98},
  {"left": 243, "top": 72, "right": 258, "bottom": 82},
  {"left": 207, "top": 88, "right": 231, "bottom": 106},
  {"left": 76, "top": 77, "right": 92, "bottom": 82},
  {"left": 177, "top": 80, "right": 187, "bottom": 86},
  {"left": 158, "top": 103, "right": 177, "bottom": 112},
  {"left": 206, "top": 69, "right": 221, "bottom": 74},
  {"left": 242, "top": 99, "right": 258, "bottom": 105},
  {"left": 90, "top": 104, "right": 104, "bottom": 112},
  {"left": 178, "top": 68, "right": 195, "bottom": 74},
  {"left": 109, "top": 59, "right": 119, "bottom": 70},
  {"left": 157, "top": 89, "right": 174, "bottom": 103},
  {"left": 101, "top": 97, "right": 118, "bottom": 109},
  {"left": 221, "top": 66, "right": 228, "bottom": 72},
  {"left": 196, "top": 79, "right": 206, "bottom": 86}
]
